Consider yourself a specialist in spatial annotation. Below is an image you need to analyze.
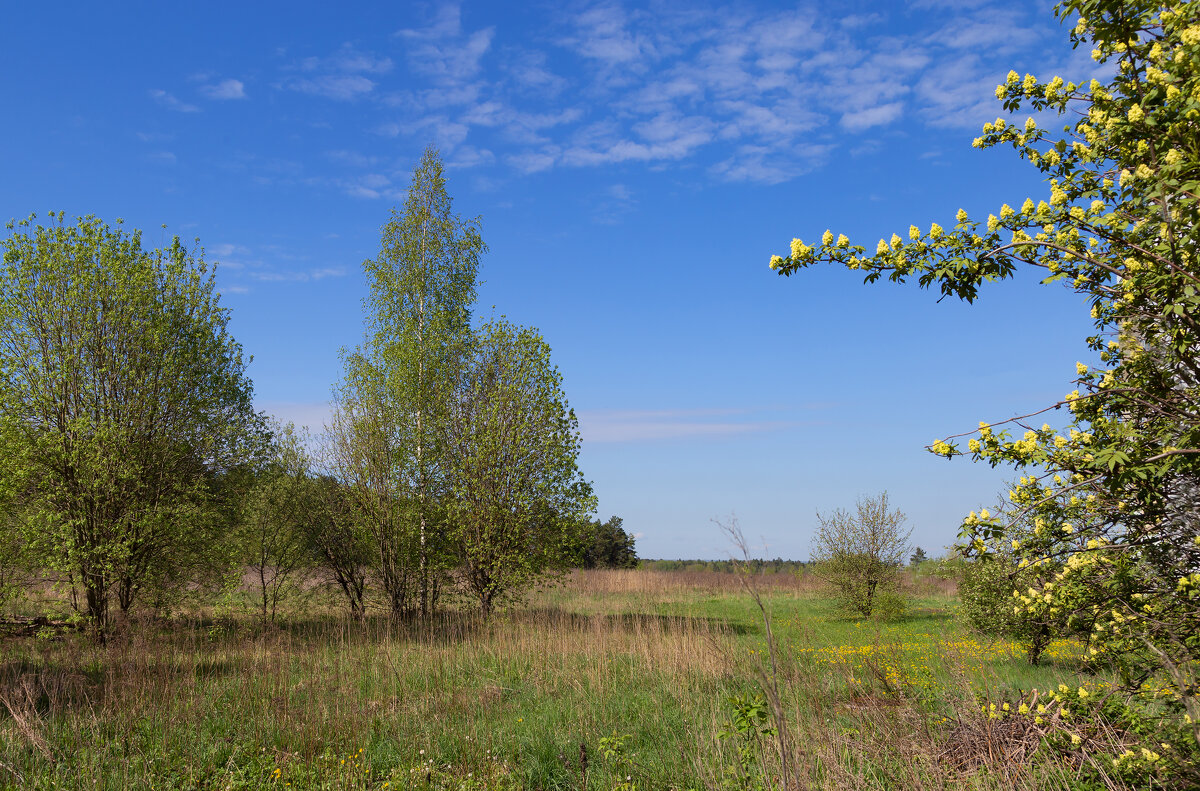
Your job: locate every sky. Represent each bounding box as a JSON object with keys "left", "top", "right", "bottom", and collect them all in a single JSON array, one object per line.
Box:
[{"left": 1, "top": 0, "right": 1104, "bottom": 559}]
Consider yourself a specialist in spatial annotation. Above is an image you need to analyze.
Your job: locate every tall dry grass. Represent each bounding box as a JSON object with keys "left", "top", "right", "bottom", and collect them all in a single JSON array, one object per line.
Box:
[{"left": 0, "top": 567, "right": 1140, "bottom": 789}]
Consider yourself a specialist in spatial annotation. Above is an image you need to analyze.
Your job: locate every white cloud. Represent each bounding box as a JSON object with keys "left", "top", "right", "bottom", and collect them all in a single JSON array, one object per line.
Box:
[
  {"left": 448, "top": 145, "right": 495, "bottom": 168},
  {"left": 200, "top": 78, "right": 246, "bottom": 100},
  {"left": 149, "top": 89, "right": 199, "bottom": 113},
  {"left": 288, "top": 74, "right": 376, "bottom": 100},
  {"left": 283, "top": 44, "right": 393, "bottom": 100},
  {"left": 396, "top": 5, "right": 495, "bottom": 84},
  {"left": 506, "top": 149, "right": 559, "bottom": 174},
  {"left": 298, "top": 44, "right": 394, "bottom": 75},
  {"left": 209, "top": 242, "right": 250, "bottom": 258},
  {"left": 564, "top": 4, "right": 655, "bottom": 66},
  {"left": 269, "top": 0, "right": 1077, "bottom": 186},
  {"left": 577, "top": 408, "right": 801, "bottom": 443},
  {"left": 840, "top": 101, "right": 904, "bottom": 131},
  {"left": 504, "top": 50, "right": 568, "bottom": 96}
]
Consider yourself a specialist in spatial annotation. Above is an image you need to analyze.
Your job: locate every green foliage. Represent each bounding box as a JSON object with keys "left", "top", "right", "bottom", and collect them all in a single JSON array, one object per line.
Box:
[
  {"left": 810, "top": 493, "right": 911, "bottom": 619},
  {"left": 0, "top": 213, "right": 259, "bottom": 637},
  {"left": 957, "top": 555, "right": 1028, "bottom": 638},
  {"left": 909, "top": 547, "right": 928, "bottom": 566},
  {"left": 300, "top": 474, "right": 373, "bottom": 620},
  {"left": 238, "top": 421, "right": 315, "bottom": 622},
  {"left": 597, "top": 732, "right": 639, "bottom": 791},
  {"left": 329, "top": 146, "right": 484, "bottom": 619},
  {"left": 717, "top": 693, "right": 776, "bottom": 791},
  {"left": 957, "top": 553, "right": 1070, "bottom": 665},
  {"left": 577, "top": 515, "right": 639, "bottom": 569},
  {"left": 442, "top": 319, "right": 594, "bottom": 616},
  {"left": 771, "top": 0, "right": 1200, "bottom": 758}
]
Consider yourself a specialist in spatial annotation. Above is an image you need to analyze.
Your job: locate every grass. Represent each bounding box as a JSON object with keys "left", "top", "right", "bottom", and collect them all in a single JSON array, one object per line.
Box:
[{"left": 0, "top": 569, "right": 1117, "bottom": 789}]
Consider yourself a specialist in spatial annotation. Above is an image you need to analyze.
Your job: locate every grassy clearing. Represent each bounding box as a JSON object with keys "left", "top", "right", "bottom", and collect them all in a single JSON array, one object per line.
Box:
[{"left": 0, "top": 569, "right": 1110, "bottom": 789}]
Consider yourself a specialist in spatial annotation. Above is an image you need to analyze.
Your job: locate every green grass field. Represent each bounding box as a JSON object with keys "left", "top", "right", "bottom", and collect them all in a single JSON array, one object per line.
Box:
[{"left": 0, "top": 569, "right": 1110, "bottom": 790}]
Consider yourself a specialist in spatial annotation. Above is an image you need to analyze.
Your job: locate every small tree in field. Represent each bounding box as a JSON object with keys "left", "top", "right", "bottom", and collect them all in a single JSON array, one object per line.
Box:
[
  {"left": 811, "top": 492, "right": 911, "bottom": 618},
  {"left": 239, "top": 421, "right": 314, "bottom": 623}
]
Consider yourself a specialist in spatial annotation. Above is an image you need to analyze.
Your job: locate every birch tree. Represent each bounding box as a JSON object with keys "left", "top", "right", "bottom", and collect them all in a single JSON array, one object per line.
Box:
[{"left": 331, "top": 147, "right": 483, "bottom": 619}]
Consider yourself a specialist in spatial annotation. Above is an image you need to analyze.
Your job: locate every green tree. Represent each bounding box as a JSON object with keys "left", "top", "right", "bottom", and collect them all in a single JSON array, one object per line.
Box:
[
  {"left": 441, "top": 319, "right": 594, "bottom": 617},
  {"left": 330, "top": 146, "right": 484, "bottom": 619},
  {"left": 302, "top": 473, "right": 372, "bottom": 621},
  {"left": 0, "top": 214, "right": 259, "bottom": 638},
  {"left": 770, "top": 0, "right": 1200, "bottom": 753},
  {"left": 578, "top": 515, "right": 639, "bottom": 569},
  {"left": 239, "top": 421, "right": 314, "bottom": 623},
  {"left": 908, "top": 546, "right": 928, "bottom": 566},
  {"left": 810, "top": 492, "right": 911, "bottom": 618}
]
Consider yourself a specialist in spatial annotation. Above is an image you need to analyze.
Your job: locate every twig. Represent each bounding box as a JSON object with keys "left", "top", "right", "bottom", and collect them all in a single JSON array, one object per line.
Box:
[{"left": 717, "top": 516, "right": 794, "bottom": 791}]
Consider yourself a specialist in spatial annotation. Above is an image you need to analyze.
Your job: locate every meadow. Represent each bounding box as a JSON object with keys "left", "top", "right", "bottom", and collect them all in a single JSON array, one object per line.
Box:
[{"left": 0, "top": 568, "right": 1112, "bottom": 790}]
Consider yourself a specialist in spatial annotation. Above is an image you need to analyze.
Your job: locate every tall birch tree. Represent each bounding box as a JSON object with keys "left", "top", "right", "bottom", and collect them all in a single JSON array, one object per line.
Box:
[{"left": 332, "top": 147, "right": 483, "bottom": 619}]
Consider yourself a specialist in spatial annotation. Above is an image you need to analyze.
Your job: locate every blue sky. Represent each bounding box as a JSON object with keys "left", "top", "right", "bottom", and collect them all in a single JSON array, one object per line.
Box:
[{"left": 2, "top": 1, "right": 1102, "bottom": 559}]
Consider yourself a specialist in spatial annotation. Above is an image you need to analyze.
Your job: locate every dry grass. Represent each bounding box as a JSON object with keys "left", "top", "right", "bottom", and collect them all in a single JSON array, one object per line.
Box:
[
  {"left": 562, "top": 567, "right": 822, "bottom": 597},
  {"left": 0, "top": 567, "right": 1155, "bottom": 790}
]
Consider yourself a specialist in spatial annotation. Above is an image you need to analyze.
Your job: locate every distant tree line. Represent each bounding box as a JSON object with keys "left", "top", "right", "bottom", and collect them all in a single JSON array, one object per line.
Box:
[
  {"left": 640, "top": 558, "right": 807, "bottom": 574},
  {"left": 0, "top": 148, "right": 596, "bottom": 638}
]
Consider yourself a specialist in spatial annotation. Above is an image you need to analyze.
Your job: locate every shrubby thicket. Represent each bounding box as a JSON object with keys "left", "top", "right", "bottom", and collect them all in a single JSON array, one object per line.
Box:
[
  {"left": 772, "top": 0, "right": 1200, "bottom": 774},
  {"left": 0, "top": 149, "right": 602, "bottom": 632}
]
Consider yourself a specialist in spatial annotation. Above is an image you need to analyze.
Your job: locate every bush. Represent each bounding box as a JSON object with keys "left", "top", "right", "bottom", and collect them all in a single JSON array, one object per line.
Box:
[
  {"left": 811, "top": 492, "right": 911, "bottom": 619},
  {"left": 957, "top": 553, "right": 1072, "bottom": 665}
]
